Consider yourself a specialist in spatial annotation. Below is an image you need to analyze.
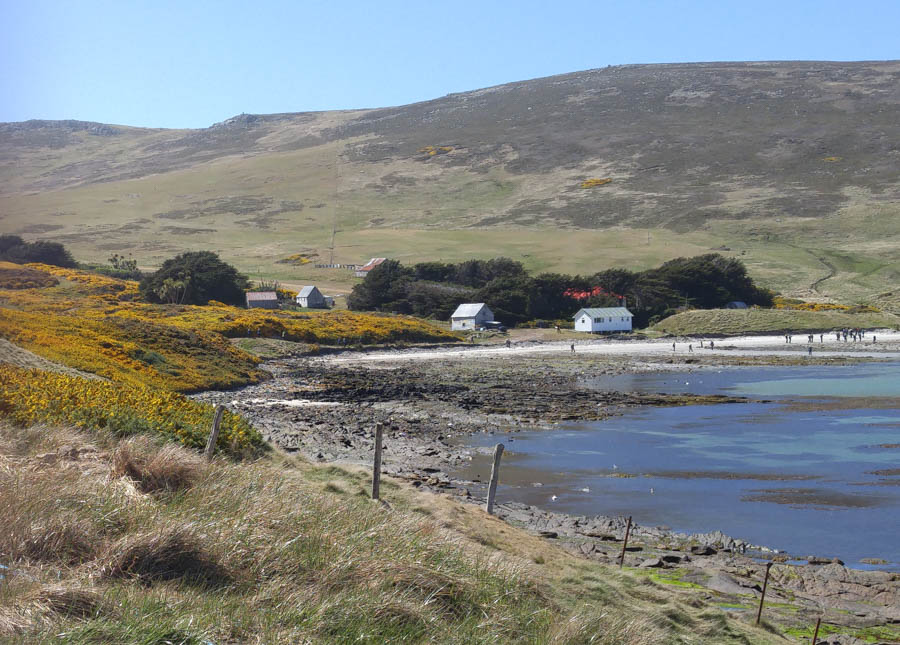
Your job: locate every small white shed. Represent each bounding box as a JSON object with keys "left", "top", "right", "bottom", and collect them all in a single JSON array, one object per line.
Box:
[
  {"left": 450, "top": 303, "right": 494, "bottom": 331},
  {"left": 296, "top": 285, "right": 326, "bottom": 308},
  {"left": 573, "top": 307, "right": 633, "bottom": 333}
]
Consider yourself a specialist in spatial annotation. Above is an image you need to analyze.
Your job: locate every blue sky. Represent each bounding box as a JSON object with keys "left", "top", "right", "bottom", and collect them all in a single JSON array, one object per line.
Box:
[{"left": 2, "top": 0, "right": 898, "bottom": 128}]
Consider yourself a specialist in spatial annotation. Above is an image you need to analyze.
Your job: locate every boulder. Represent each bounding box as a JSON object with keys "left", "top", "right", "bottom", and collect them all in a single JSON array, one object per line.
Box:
[
  {"left": 690, "top": 545, "right": 717, "bottom": 556},
  {"left": 639, "top": 558, "right": 664, "bottom": 568}
]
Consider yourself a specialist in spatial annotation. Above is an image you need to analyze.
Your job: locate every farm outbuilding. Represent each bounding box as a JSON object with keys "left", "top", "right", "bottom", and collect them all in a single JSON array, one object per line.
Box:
[
  {"left": 572, "top": 307, "right": 633, "bottom": 333},
  {"left": 245, "top": 291, "right": 279, "bottom": 309},
  {"left": 355, "top": 258, "right": 386, "bottom": 278},
  {"left": 450, "top": 303, "right": 494, "bottom": 331},
  {"left": 296, "top": 285, "right": 326, "bottom": 308}
]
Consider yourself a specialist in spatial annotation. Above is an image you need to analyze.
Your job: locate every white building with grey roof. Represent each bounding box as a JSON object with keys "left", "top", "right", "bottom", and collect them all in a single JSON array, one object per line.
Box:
[
  {"left": 572, "top": 307, "right": 633, "bottom": 333},
  {"left": 450, "top": 303, "right": 494, "bottom": 331},
  {"left": 296, "top": 285, "right": 326, "bottom": 308}
]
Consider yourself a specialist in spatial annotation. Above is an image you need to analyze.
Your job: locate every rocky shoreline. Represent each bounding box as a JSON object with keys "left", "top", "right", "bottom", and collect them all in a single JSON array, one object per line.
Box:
[{"left": 194, "top": 346, "right": 900, "bottom": 634}]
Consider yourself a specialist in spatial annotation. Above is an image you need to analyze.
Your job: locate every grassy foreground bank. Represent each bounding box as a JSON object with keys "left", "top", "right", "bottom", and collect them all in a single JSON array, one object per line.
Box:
[
  {"left": 653, "top": 308, "right": 900, "bottom": 336},
  {"left": 0, "top": 422, "right": 782, "bottom": 644}
]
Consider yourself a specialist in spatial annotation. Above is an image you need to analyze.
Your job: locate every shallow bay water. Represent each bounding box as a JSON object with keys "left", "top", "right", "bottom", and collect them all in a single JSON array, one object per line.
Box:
[{"left": 454, "top": 362, "right": 900, "bottom": 568}]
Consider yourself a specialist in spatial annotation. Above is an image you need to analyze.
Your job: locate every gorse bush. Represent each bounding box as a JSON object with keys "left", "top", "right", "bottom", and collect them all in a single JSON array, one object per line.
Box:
[
  {"left": 0, "top": 263, "right": 456, "bottom": 392},
  {"left": 0, "top": 365, "right": 264, "bottom": 457},
  {"left": 0, "top": 261, "right": 59, "bottom": 289}
]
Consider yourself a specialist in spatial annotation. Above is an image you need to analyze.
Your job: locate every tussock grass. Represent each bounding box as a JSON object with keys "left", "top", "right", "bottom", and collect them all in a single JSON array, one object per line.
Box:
[
  {"left": 546, "top": 610, "right": 667, "bottom": 645},
  {"left": 0, "top": 422, "right": 780, "bottom": 643},
  {"left": 0, "top": 467, "right": 100, "bottom": 565},
  {"left": 99, "top": 524, "right": 230, "bottom": 586},
  {"left": 0, "top": 583, "right": 106, "bottom": 637},
  {"left": 111, "top": 437, "right": 204, "bottom": 494},
  {"left": 26, "top": 586, "right": 104, "bottom": 619}
]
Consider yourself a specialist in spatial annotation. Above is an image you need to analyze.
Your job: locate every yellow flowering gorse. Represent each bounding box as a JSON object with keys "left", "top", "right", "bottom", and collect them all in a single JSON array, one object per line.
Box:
[
  {"left": 0, "top": 365, "right": 264, "bottom": 457},
  {"left": 0, "top": 263, "right": 457, "bottom": 393}
]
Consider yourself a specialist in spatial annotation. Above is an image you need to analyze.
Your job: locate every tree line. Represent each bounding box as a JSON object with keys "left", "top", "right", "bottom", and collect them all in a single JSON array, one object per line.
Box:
[
  {"left": 348, "top": 254, "right": 773, "bottom": 328},
  {"left": 0, "top": 235, "right": 77, "bottom": 268},
  {"left": 2, "top": 237, "right": 250, "bottom": 308}
]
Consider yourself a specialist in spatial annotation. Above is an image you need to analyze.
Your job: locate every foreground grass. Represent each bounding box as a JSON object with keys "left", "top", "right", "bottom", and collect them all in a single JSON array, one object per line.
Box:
[
  {"left": 0, "top": 423, "right": 780, "bottom": 644},
  {"left": 653, "top": 308, "right": 900, "bottom": 336}
]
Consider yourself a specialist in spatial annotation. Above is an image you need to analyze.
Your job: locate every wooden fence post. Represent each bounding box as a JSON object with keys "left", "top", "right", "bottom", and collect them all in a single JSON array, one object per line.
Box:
[
  {"left": 485, "top": 443, "right": 504, "bottom": 515},
  {"left": 618, "top": 516, "right": 633, "bottom": 567},
  {"left": 204, "top": 405, "right": 225, "bottom": 461},
  {"left": 811, "top": 617, "right": 822, "bottom": 645},
  {"left": 756, "top": 562, "right": 773, "bottom": 625},
  {"left": 371, "top": 422, "right": 384, "bottom": 500}
]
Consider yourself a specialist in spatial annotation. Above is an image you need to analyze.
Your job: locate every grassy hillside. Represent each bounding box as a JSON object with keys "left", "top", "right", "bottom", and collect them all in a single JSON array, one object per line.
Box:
[
  {"left": 0, "top": 421, "right": 785, "bottom": 644},
  {"left": 652, "top": 308, "right": 900, "bottom": 336},
  {"left": 1, "top": 61, "right": 899, "bottom": 309}
]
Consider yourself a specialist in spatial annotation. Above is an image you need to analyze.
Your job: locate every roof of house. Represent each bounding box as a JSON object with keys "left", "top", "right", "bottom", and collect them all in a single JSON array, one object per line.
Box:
[
  {"left": 358, "top": 257, "right": 386, "bottom": 272},
  {"left": 451, "top": 303, "right": 490, "bottom": 318},
  {"left": 246, "top": 291, "right": 278, "bottom": 301},
  {"left": 298, "top": 285, "right": 320, "bottom": 297},
  {"left": 572, "top": 307, "right": 633, "bottom": 319}
]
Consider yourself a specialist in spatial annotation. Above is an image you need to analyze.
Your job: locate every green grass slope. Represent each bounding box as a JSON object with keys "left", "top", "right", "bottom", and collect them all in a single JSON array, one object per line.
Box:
[
  {"left": 2, "top": 61, "right": 899, "bottom": 307},
  {"left": 652, "top": 308, "right": 900, "bottom": 336}
]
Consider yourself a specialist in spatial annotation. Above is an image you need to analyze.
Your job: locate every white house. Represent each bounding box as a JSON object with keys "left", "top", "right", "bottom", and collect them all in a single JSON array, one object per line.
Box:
[
  {"left": 572, "top": 307, "right": 633, "bottom": 333},
  {"left": 450, "top": 303, "right": 494, "bottom": 331},
  {"left": 296, "top": 285, "right": 326, "bottom": 308}
]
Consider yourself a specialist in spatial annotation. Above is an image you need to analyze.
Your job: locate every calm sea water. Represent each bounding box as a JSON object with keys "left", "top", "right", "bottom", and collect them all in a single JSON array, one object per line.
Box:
[{"left": 454, "top": 363, "right": 900, "bottom": 568}]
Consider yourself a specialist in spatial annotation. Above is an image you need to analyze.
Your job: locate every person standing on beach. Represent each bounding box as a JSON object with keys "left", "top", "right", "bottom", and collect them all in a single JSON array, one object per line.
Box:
[
  {"left": 808, "top": 346, "right": 812, "bottom": 356},
  {"left": 570, "top": 343, "right": 575, "bottom": 353},
  {"left": 688, "top": 344, "right": 693, "bottom": 353},
  {"left": 672, "top": 342, "right": 676, "bottom": 352}
]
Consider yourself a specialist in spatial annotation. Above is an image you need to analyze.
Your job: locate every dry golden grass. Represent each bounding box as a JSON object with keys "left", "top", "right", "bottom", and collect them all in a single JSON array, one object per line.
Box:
[
  {"left": 0, "top": 422, "right": 782, "bottom": 644},
  {"left": 546, "top": 611, "right": 667, "bottom": 645},
  {"left": 110, "top": 437, "right": 205, "bottom": 494},
  {"left": 24, "top": 586, "right": 105, "bottom": 619},
  {"left": 0, "top": 583, "right": 107, "bottom": 637},
  {"left": 99, "top": 523, "right": 229, "bottom": 586},
  {"left": 0, "top": 467, "right": 99, "bottom": 566}
]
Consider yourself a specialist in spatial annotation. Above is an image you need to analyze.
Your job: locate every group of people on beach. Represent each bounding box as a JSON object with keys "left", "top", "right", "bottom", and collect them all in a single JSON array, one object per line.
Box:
[
  {"left": 499, "top": 328, "right": 879, "bottom": 355},
  {"left": 674, "top": 340, "right": 714, "bottom": 353},
  {"left": 836, "top": 327, "right": 871, "bottom": 342},
  {"left": 784, "top": 328, "right": 876, "bottom": 344}
]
